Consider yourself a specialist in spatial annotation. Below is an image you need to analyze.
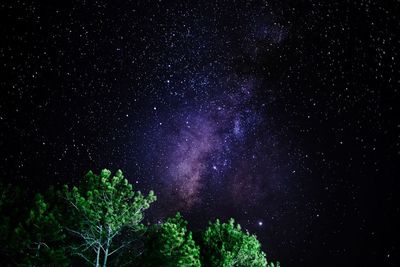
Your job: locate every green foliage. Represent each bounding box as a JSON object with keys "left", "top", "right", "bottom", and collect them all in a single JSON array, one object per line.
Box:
[
  {"left": 63, "top": 169, "right": 156, "bottom": 267},
  {"left": 201, "top": 218, "right": 277, "bottom": 267},
  {"left": 0, "top": 184, "right": 68, "bottom": 266},
  {"left": 0, "top": 171, "right": 281, "bottom": 267},
  {"left": 139, "top": 213, "right": 201, "bottom": 267},
  {"left": 15, "top": 193, "right": 68, "bottom": 266}
]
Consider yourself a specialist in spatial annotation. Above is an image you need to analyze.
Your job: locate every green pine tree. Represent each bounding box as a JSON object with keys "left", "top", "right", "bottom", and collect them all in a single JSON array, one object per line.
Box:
[
  {"left": 15, "top": 193, "right": 69, "bottom": 266},
  {"left": 63, "top": 169, "right": 156, "bottom": 267},
  {"left": 201, "top": 218, "right": 279, "bottom": 267},
  {"left": 0, "top": 183, "right": 68, "bottom": 266},
  {"left": 139, "top": 213, "right": 201, "bottom": 267}
]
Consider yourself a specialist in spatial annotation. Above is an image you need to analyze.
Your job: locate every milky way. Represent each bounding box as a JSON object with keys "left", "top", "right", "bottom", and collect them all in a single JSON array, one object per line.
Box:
[
  {"left": 130, "top": 5, "right": 293, "bottom": 215},
  {"left": 168, "top": 106, "right": 234, "bottom": 203},
  {"left": 148, "top": 73, "right": 288, "bottom": 212}
]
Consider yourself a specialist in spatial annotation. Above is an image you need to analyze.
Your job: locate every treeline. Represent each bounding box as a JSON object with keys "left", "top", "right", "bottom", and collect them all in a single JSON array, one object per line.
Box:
[{"left": 0, "top": 169, "right": 279, "bottom": 267}]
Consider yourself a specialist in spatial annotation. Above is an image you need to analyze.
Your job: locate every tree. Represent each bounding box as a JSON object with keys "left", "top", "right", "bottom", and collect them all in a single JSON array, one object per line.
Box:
[
  {"left": 139, "top": 213, "right": 201, "bottom": 267},
  {"left": 15, "top": 193, "right": 69, "bottom": 266},
  {"left": 0, "top": 184, "right": 68, "bottom": 266},
  {"left": 200, "top": 218, "right": 279, "bottom": 267},
  {"left": 63, "top": 169, "right": 156, "bottom": 267}
]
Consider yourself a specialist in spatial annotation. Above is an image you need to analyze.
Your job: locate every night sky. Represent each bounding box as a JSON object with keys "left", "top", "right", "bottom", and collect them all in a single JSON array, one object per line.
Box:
[{"left": 0, "top": 0, "right": 399, "bottom": 266}]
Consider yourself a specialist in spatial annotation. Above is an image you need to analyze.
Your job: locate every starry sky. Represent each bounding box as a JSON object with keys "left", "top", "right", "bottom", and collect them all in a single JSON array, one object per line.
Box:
[{"left": 0, "top": 0, "right": 398, "bottom": 266}]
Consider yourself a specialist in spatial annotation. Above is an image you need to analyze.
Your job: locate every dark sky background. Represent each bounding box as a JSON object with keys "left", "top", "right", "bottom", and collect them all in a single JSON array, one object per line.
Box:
[{"left": 0, "top": 0, "right": 399, "bottom": 266}]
